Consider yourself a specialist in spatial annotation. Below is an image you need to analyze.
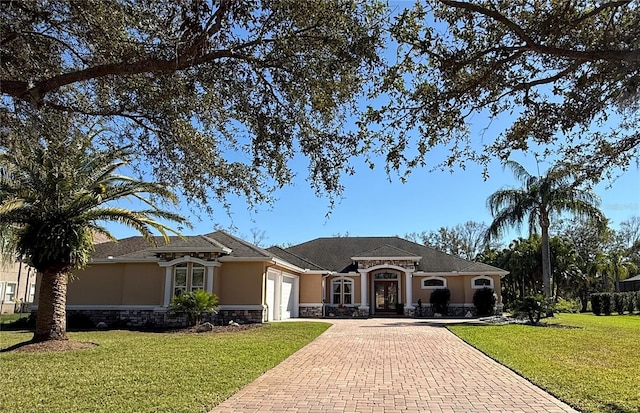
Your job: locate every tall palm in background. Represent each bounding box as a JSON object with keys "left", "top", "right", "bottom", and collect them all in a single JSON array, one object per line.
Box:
[
  {"left": 485, "top": 160, "right": 605, "bottom": 298},
  {"left": 590, "top": 250, "right": 638, "bottom": 292},
  {"left": 0, "top": 125, "right": 188, "bottom": 342}
]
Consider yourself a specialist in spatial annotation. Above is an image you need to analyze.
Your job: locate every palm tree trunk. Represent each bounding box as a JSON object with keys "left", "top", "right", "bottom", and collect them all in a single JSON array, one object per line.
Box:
[
  {"left": 33, "top": 269, "right": 68, "bottom": 342},
  {"left": 541, "top": 225, "right": 552, "bottom": 298}
]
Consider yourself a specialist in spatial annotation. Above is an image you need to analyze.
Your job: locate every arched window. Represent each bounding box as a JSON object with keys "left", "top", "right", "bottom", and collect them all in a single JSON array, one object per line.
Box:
[
  {"left": 421, "top": 277, "right": 447, "bottom": 289},
  {"left": 331, "top": 277, "right": 354, "bottom": 305},
  {"left": 174, "top": 263, "right": 206, "bottom": 295},
  {"left": 472, "top": 276, "right": 494, "bottom": 289}
]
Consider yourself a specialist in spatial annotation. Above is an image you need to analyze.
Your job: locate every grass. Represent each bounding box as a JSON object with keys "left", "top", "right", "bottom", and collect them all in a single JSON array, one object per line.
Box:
[
  {"left": 0, "top": 313, "right": 28, "bottom": 324},
  {"left": 449, "top": 313, "right": 640, "bottom": 413},
  {"left": 0, "top": 322, "right": 330, "bottom": 413}
]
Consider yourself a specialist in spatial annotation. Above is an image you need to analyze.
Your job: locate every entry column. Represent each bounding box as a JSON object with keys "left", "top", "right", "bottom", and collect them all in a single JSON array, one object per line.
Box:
[
  {"left": 404, "top": 270, "right": 413, "bottom": 312},
  {"left": 358, "top": 270, "right": 369, "bottom": 313}
]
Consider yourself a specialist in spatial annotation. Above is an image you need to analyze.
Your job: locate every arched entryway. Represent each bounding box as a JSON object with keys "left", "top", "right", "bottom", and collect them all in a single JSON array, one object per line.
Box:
[{"left": 372, "top": 271, "right": 400, "bottom": 314}]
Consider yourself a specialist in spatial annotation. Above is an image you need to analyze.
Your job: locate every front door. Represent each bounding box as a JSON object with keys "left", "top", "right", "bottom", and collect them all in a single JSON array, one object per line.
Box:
[{"left": 374, "top": 281, "right": 398, "bottom": 313}]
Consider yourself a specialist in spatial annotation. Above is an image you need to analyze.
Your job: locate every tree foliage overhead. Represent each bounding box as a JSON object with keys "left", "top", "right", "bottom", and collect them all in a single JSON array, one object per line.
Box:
[
  {"left": 0, "top": 0, "right": 386, "bottom": 210},
  {"left": 367, "top": 0, "right": 640, "bottom": 181},
  {"left": 406, "top": 220, "right": 490, "bottom": 260}
]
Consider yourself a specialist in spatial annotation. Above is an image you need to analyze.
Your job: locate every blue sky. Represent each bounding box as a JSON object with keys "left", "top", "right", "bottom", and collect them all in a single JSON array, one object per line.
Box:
[{"left": 109, "top": 148, "right": 639, "bottom": 248}]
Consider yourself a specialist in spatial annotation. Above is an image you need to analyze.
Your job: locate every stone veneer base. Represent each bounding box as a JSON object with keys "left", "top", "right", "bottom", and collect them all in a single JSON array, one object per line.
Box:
[{"left": 34, "top": 308, "right": 265, "bottom": 329}]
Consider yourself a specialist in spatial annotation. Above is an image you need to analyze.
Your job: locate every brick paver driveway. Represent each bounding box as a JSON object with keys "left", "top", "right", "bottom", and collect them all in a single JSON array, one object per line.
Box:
[{"left": 210, "top": 318, "right": 577, "bottom": 413}]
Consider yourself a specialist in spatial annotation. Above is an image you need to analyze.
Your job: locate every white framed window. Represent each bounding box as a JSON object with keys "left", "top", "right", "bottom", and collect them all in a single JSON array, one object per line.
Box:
[
  {"left": 331, "top": 277, "right": 354, "bottom": 305},
  {"left": 421, "top": 277, "right": 447, "bottom": 289},
  {"left": 4, "top": 282, "right": 17, "bottom": 302},
  {"left": 0, "top": 282, "right": 4, "bottom": 302},
  {"left": 174, "top": 263, "right": 206, "bottom": 295},
  {"left": 174, "top": 263, "right": 188, "bottom": 296},
  {"left": 28, "top": 283, "right": 37, "bottom": 303},
  {"left": 191, "top": 264, "right": 205, "bottom": 291},
  {"left": 472, "top": 276, "right": 494, "bottom": 289}
]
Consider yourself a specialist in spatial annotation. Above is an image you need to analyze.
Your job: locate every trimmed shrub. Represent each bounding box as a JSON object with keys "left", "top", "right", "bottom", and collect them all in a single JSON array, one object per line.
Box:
[
  {"left": 614, "top": 293, "right": 627, "bottom": 315},
  {"left": 601, "top": 293, "right": 613, "bottom": 315},
  {"left": 554, "top": 297, "right": 581, "bottom": 313},
  {"left": 591, "top": 293, "right": 602, "bottom": 315},
  {"left": 512, "top": 295, "right": 552, "bottom": 324},
  {"left": 625, "top": 292, "right": 636, "bottom": 314},
  {"left": 168, "top": 290, "right": 219, "bottom": 326},
  {"left": 429, "top": 288, "right": 451, "bottom": 315},
  {"left": 473, "top": 287, "right": 496, "bottom": 316}
]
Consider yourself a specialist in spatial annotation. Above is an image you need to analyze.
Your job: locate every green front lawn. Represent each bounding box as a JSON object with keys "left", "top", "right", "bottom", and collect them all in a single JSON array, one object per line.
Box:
[
  {"left": 0, "top": 322, "right": 330, "bottom": 413},
  {"left": 449, "top": 313, "right": 640, "bottom": 413},
  {"left": 0, "top": 313, "right": 27, "bottom": 324}
]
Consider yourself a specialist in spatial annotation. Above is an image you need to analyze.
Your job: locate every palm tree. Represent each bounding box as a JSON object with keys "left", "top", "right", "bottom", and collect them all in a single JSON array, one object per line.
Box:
[
  {"left": 590, "top": 250, "right": 638, "bottom": 292},
  {"left": 0, "top": 132, "right": 188, "bottom": 342},
  {"left": 485, "top": 160, "right": 605, "bottom": 298}
]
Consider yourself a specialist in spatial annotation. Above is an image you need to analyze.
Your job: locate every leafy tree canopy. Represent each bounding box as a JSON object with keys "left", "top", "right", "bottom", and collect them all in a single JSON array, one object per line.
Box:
[
  {"left": 0, "top": 0, "right": 386, "bottom": 211},
  {"left": 366, "top": 0, "right": 640, "bottom": 182},
  {"left": 406, "top": 220, "right": 491, "bottom": 260}
]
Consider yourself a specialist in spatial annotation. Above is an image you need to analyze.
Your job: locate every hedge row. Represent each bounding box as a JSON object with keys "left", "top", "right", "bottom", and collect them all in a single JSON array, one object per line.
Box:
[{"left": 591, "top": 292, "right": 640, "bottom": 315}]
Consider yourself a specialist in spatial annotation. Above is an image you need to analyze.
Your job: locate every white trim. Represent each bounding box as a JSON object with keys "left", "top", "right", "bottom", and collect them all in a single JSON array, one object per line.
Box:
[
  {"left": 217, "top": 305, "right": 265, "bottom": 310},
  {"left": 471, "top": 276, "right": 494, "bottom": 289},
  {"left": 361, "top": 264, "right": 412, "bottom": 273},
  {"left": 421, "top": 276, "right": 448, "bottom": 289},
  {"left": 273, "top": 258, "right": 305, "bottom": 273},
  {"left": 299, "top": 303, "right": 323, "bottom": 307},
  {"left": 163, "top": 267, "right": 172, "bottom": 306},
  {"left": 330, "top": 276, "right": 355, "bottom": 305},
  {"left": 158, "top": 256, "right": 220, "bottom": 268},
  {"left": 3, "top": 282, "right": 16, "bottom": 302},
  {"left": 206, "top": 266, "right": 214, "bottom": 294},
  {"left": 404, "top": 270, "right": 413, "bottom": 310},
  {"left": 359, "top": 271, "right": 368, "bottom": 308}
]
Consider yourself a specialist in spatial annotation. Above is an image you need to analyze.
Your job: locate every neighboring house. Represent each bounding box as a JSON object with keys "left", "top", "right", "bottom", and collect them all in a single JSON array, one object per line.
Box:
[
  {"left": 33, "top": 231, "right": 507, "bottom": 326},
  {"left": 0, "top": 259, "right": 36, "bottom": 314},
  {"left": 619, "top": 274, "right": 640, "bottom": 292}
]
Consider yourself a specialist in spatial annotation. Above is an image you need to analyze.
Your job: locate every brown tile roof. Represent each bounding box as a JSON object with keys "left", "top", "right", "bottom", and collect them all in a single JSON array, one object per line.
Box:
[
  {"left": 91, "top": 230, "right": 274, "bottom": 261},
  {"left": 281, "top": 236, "right": 506, "bottom": 274},
  {"left": 266, "top": 246, "right": 326, "bottom": 271}
]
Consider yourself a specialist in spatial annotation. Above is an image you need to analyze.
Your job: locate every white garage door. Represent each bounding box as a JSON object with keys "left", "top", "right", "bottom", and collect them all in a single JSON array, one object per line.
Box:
[
  {"left": 281, "top": 276, "right": 295, "bottom": 319},
  {"left": 266, "top": 274, "right": 276, "bottom": 321}
]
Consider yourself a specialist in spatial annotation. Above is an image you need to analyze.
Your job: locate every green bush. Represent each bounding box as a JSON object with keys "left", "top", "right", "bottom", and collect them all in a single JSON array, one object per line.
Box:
[
  {"left": 636, "top": 292, "right": 640, "bottom": 313},
  {"left": 613, "top": 293, "right": 627, "bottom": 315},
  {"left": 168, "top": 290, "right": 219, "bottom": 326},
  {"left": 625, "top": 292, "right": 636, "bottom": 314},
  {"left": 512, "top": 295, "right": 552, "bottom": 324},
  {"left": 601, "top": 293, "right": 613, "bottom": 315},
  {"left": 429, "top": 288, "right": 451, "bottom": 315},
  {"left": 591, "top": 293, "right": 602, "bottom": 315},
  {"left": 554, "top": 297, "right": 581, "bottom": 313},
  {"left": 473, "top": 287, "right": 496, "bottom": 316}
]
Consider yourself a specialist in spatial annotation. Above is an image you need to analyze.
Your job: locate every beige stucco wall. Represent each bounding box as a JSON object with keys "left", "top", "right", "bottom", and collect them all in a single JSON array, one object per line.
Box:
[
  {"left": 217, "top": 261, "right": 264, "bottom": 305},
  {"left": 299, "top": 273, "right": 322, "bottom": 304},
  {"left": 0, "top": 260, "right": 37, "bottom": 314},
  {"left": 412, "top": 274, "right": 503, "bottom": 305},
  {"left": 67, "top": 263, "right": 164, "bottom": 306},
  {"left": 122, "top": 264, "right": 165, "bottom": 305}
]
